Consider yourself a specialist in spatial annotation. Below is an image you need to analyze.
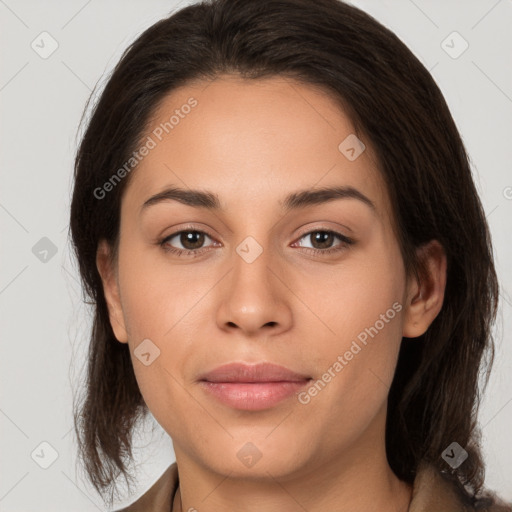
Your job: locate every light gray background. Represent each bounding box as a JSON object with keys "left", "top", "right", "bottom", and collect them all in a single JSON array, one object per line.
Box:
[{"left": 1, "top": 0, "right": 511, "bottom": 510}]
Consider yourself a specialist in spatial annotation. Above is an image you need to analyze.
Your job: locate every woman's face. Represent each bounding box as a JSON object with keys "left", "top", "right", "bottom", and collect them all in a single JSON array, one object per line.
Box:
[{"left": 98, "top": 75, "right": 433, "bottom": 480}]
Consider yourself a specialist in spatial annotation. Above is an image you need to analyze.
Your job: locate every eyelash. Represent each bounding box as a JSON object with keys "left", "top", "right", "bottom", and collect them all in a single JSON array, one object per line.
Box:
[{"left": 158, "top": 226, "right": 354, "bottom": 258}]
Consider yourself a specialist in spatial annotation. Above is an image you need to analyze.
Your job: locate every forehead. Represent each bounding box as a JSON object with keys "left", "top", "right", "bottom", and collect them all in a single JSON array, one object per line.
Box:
[{"left": 123, "top": 75, "right": 391, "bottom": 222}]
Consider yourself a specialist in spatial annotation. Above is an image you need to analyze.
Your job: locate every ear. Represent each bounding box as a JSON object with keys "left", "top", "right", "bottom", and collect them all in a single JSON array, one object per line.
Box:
[
  {"left": 96, "top": 239, "right": 129, "bottom": 343},
  {"left": 402, "top": 240, "right": 447, "bottom": 338}
]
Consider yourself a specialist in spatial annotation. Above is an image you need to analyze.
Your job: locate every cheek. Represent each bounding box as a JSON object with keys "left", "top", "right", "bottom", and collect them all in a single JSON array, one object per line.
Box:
[
  {"left": 116, "top": 242, "right": 213, "bottom": 340},
  {"left": 301, "top": 300, "right": 404, "bottom": 449},
  {"left": 307, "top": 247, "right": 405, "bottom": 409},
  {"left": 311, "top": 249, "right": 404, "bottom": 347},
  {"left": 115, "top": 246, "right": 215, "bottom": 411}
]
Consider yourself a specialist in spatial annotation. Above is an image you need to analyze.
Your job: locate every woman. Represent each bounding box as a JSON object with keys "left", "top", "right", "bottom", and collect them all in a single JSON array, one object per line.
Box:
[{"left": 69, "top": 0, "right": 511, "bottom": 510}]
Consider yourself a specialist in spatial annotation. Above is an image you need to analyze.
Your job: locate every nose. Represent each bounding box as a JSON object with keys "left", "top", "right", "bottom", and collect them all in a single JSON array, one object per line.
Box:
[{"left": 216, "top": 245, "right": 293, "bottom": 337}]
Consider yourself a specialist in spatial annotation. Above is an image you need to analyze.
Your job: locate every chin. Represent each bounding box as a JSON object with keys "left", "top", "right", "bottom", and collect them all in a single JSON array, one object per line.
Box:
[{"left": 197, "top": 439, "right": 312, "bottom": 481}]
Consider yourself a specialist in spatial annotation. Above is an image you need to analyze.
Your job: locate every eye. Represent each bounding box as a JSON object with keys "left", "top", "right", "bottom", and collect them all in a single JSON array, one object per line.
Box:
[
  {"left": 158, "top": 227, "right": 354, "bottom": 258},
  {"left": 292, "top": 229, "right": 354, "bottom": 256},
  {"left": 159, "top": 228, "right": 217, "bottom": 257}
]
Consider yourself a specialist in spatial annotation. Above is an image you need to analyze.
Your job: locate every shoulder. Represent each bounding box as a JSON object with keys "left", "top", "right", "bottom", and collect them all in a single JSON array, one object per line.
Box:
[
  {"left": 409, "top": 461, "right": 511, "bottom": 512},
  {"left": 114, "top": 462, "right": 179, "bottom": 512}
]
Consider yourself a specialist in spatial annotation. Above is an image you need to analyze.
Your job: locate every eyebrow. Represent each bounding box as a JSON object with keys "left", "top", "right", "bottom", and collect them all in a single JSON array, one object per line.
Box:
[{"left": 140, "top": 185, "right": 376, "bottom": 215}]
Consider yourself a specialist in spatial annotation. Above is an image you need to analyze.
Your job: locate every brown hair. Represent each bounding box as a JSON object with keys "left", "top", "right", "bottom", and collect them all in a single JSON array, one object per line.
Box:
[{"left": 69, "top": 0, "right": 501, "bottom": 508}]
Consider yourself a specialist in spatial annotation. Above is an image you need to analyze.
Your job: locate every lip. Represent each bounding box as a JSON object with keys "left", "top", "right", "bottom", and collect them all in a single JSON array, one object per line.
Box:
[
  {"left": 198, "top": 362, "right": 311, "bottom": 383},
  {"left": 198, "top": 362, "right": 312, "bottom": 411}
]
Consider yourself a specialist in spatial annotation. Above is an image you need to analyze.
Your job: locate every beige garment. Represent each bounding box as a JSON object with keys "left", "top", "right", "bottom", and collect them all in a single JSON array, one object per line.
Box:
[{"left": 115, "top": 461, "right": 511, "bottom": 512}]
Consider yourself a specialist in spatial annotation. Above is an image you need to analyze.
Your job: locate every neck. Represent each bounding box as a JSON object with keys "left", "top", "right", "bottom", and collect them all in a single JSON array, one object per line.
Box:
[
  {"left": 172, "top": 405, "right": 413, "bottom": 512},
  {"left": 173, "top": 471, "right": 412, "bottom": 512}
]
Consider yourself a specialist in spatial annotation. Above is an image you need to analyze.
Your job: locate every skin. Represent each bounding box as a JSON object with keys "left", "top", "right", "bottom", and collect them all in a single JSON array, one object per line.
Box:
[{"left": 97, "top": 75, "right": 447, "bottom": 512}]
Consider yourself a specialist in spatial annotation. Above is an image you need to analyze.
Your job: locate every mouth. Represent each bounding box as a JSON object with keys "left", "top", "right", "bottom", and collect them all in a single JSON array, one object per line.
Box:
[
  {"left": 198, "top": 362, "right": 312, "bottom": 411},
  {"left": 198, "top": 381, "right": 311, "bottom": 410}
]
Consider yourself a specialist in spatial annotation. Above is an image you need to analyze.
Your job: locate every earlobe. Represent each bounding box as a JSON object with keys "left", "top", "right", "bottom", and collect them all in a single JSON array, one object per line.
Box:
[
  {"left": 96, "top": 239, "right": 129, "bottom": 343},
  {"left": 402, "top": 240, "right": 447, "bottom": 339}
]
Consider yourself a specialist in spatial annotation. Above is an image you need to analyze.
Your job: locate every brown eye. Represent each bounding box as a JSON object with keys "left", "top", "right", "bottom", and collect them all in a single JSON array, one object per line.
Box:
[
  {"left": 160, "top": 229, "right": 216, "bottom": 255},
  {"left": 293, "top": 229, "right": 354, "bottom": 256},
  {"left": 309, "top": 231, "right": 336, "bottom": 249},
  {"left": 176, "top": 231, "right": 206, "bottom": 250}
]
